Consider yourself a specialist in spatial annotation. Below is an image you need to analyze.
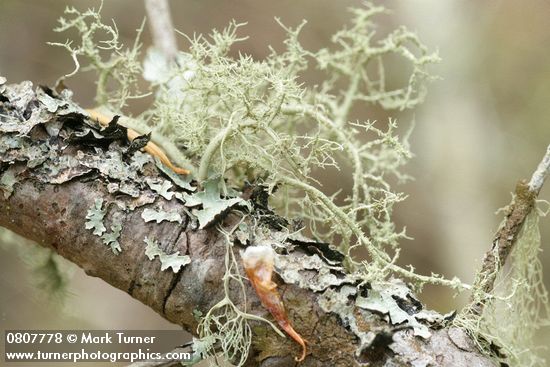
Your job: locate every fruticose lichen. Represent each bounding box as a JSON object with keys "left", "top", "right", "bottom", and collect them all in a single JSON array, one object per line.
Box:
[
  {"left": 196, "top": 222, "right": 284, "bottom": 366},
  {"left": 41, "top": 2, "right": 476, "bottom": 364},
  {"left": 50, "top": 1, "right": 463, "bottom": 289},
  {"left": 455, "top": 209, "right": 550, "bottom": 367}
]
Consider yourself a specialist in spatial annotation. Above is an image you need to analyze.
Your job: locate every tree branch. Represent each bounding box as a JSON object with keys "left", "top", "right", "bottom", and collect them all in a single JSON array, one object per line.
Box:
[
  {"left": 144, "top": 0, "right": 178, "bottom": 61},
  {"left": 0, "top": 79, "right": 497, "bottom": 366},
  {"left": 528, "top": 144, "right": 550, "bottom": 194},
  {"left": 467, "top": 145, "right": 550, "bottom": 316}
]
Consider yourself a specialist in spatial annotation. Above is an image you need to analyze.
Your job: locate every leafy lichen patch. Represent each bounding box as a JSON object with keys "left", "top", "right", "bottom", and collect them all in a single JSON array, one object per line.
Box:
[
  {"left": 0, "top": 81, "right": 85, "bottom": 136},
  {"left": 0, "top": 135, "right": 50, "bottom": 168},
  {"left": 36, "top": 154, "right": 93, "bottom": 184},
  {"left": 389, "top": 329, "right": 497, "bottom": 367},
  {"left": 102, "top": 224, "right": 122, "bottom": 254},
  {"left": 0, "top": 79, "right": 133, "bottom": 189},
  {"left": 78, "top": 150, "right": 137, "bottom": 182},
  {"left": 145, "top": 178, "right": 175, "bottom": 200},
  {"left": 129, "top": 151, "right": 152, "bottom": 173},
  {"left": 318, "top": 285, "right": 376, "bottom": 356},
  {"left": 317, "top": 278, "right": 455, "bottom": 360},
  {"left": 143, "top": 237, "right": 191, "bottom": 273},
  {"left": 154, "top": 158, "right": 195, "bottom": 192},
  {"left": 141, "top": 207, "right": 182, "bottom": 224},
  {"left": 0, "top": 166, "right": 18, "bottom": 199},
  {"left": 85, "top": 198, "right": 107, "bottom": 236},
  {"left": 275, "top": 252, "right": 357, "bottom": 292},
  {"left": 356, "top": 281, "right": 431, "bottom": 338},
  {"left": 183, "top": 179, "right": 245, "bottom": 229},
  {"left": 2, "top": 80, "right": 36, "bottom": 119}
]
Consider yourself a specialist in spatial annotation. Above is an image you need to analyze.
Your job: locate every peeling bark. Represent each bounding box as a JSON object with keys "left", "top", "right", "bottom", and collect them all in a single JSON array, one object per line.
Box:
[{"left": 0, "top": 78, "right": 497, "bottom": 366}]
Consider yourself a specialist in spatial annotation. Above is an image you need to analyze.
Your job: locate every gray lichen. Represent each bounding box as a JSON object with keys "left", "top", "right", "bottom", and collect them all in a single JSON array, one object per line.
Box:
[
  {"left": 102, "top": 222, "right": 123, "bottom": 254},
  {"left": 141, "top": 208, "right": 182, "bottom": 224},
  {"left": 182, "top": 179, "right": 245, "bottom": 229},
  {"left": 275, "top": 252, "right": 358, "bottom": 292},
  {"left": 0, "top": 166, "right": 18, "bottom": 199},
  {"left": 85, "top": 198, "right": 107, "bottom": 236},
  {"left": 146, "top": 178, "right": 175, "bottom": 200},
  {"left": 144, "top": 237, "right": 191, "bottom": 273}
]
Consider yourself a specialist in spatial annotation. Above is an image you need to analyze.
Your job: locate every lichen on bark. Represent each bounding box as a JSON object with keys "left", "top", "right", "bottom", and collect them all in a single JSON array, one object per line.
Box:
[{"left": 0, "top": 76, "right": 500, "bottom": 366}]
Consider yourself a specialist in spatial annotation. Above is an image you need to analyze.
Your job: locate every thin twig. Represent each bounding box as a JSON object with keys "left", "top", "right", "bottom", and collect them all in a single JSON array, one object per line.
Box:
[
  {"left": 144, "top": 0, "right": 178, "bottom": 61},
  {"left": 467, "top": 144, "right": 550, "bottom": 315},
  {"left": 528, "top": 144, "right": 550, "bottom": 193}
]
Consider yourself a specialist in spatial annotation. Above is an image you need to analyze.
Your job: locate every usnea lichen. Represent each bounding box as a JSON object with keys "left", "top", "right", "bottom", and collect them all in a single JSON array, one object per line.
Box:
[
  {"left": 51, "top": 2, "right": 462, "bottom": 288},
  {"left": 455, "top": 208, "right": 550, "bottom": 367},
  {"left": 48, "top": 3, "right": 146, "bottom": 111}
]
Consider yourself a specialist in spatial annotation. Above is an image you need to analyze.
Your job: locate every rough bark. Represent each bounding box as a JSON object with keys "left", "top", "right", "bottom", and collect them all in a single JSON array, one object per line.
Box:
[{"left": 0, "top": 78, "right": 498, "bottom": 366}]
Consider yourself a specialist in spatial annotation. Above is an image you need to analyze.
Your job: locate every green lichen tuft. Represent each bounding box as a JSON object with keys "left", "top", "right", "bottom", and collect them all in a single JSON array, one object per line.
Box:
[
  {"left": 51, "top": 2, "right": 460, "bottom": 287},
  {"left": 49, "top": 1, "right": 146, "bottom": 112},
  {"left": 455, "top": 209, "right": 550, "bottom": 366}
]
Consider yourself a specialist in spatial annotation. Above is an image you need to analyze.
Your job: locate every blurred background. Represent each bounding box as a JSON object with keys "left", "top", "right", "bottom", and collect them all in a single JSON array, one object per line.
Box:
[{"left": 1, "top": 0, "right": 549, "bottom": 365}]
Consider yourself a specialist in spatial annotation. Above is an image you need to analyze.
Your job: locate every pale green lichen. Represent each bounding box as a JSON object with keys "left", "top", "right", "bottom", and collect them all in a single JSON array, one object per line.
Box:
[
  {"left": 0, "top": 166, "right": 18, "bottom": 199},
  {"left": 51, "top": 2, "right": 451, "bottom": 286},
  {"left": 455, "top": 209, "right": 550, "bottom": 366},
  {"left": 145, "top": 5, "right": 462, "bottom": 289},
  {"left": 143, "top": 237, "right": 190, "bottom": 273},
  {"left": 318, "top": 285, "right": 376, "bottom": 352},
  {"left": 275, "top": 252, "right": 358, "bottom": 292},
  {"left": 102, "top": 222, "right": 122, "bottom": 254},
  {"left": 85, "top": 199, "right": 123, "bottom": 254},
  {"left": 183, "top": 178, "right": 245, "bottom": 229},
  {"left": 146, "top": 178, "right": 175, "bottom": 200},
  {"left": 154, "top": 158, "right": 195, "bottom": 192},
  {"left": 356, "top": 281, "right": 431, "bottom": 339},
  {"left": 85, "top": 198, "right": 107, "bottom": 236},
  {"left": 48, "top": 1, "right": 146, "bottom": 111},
  {"left": 141, "top": 208, "right": 182, "bottom": 224}
]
